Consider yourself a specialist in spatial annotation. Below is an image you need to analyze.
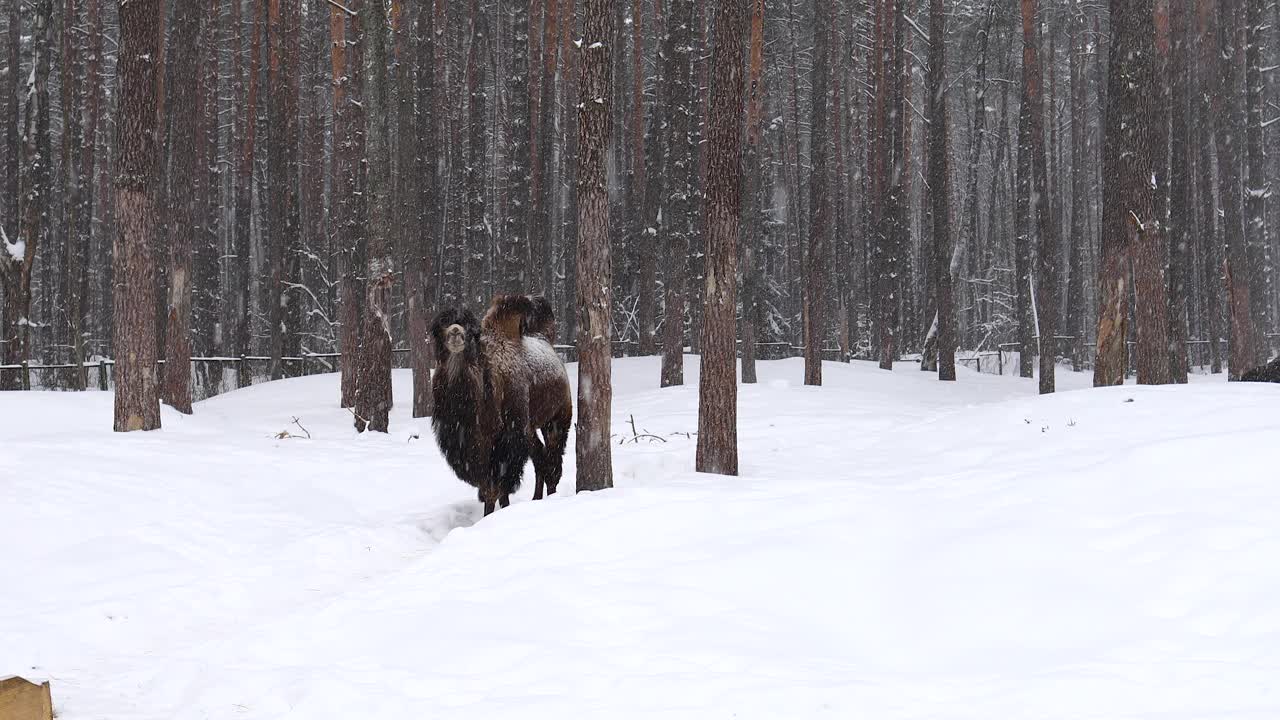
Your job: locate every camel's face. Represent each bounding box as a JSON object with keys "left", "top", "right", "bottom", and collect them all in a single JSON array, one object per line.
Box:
[
  {"left": 430, "top": 307, "right": 482, "bottom": 366},
  {"left": 444, "top": 324, "right": 467, "bottom": 355}
]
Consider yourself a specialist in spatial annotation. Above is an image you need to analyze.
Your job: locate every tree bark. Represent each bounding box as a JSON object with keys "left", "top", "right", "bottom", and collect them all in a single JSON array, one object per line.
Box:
[
  {"left": 4, "top": 0, "right": 52, "bottom": 384},
  {"left": 1166, "top": 0, "right": 1191, "bottom": 381},
  {"left": 465, "top": 0, "right": 489, "bottom": 309},
  {"left": 696, "top": 0, "right": 745, "bottom": 476},
  {"left": 803, "top": 0, "right": 830, "bottom": 387},
  {"left": 234, "top": 0, "right": 262, "bottom": 367},
  {"left": 929, "top": 0, "right": 955, "bottom": 381},
  {"left": 355, "top": 0, "right": 394, "bottom": 433},
  {"left": 739, "top": 0, "right": 765, "bottom": 385},
  {"left": 410, "top": 0, "right": 440, "bottom": 418},
  {"left": 113, "top": 0, "right": 163, "bottom": 431},
  {"left": 161, "top": 2, "right": 206, "bottom": 414},
  {"left": 1218, "top": 0, "right": 1258, "bottom": 379},
  {"left": 1021, "top": 0, "right": 1061, "bottom": 392},
  {"left": 1096, "top": 0, "right": 1159, "bottom": 386},
  {"left": 576, "top": 0, "right": 615, "bottom": 492},
  {"left": 60, "top": 0, "right": 88, "bottom": 390},
  {"left": 505, "top": 0, "right": 532, "bottom": 293},
  {"left": 267, "top": 0, "right": 302, "bottom": 381},
  {"left": 659, "top": 0, "right": 695, "bottom": 388}
]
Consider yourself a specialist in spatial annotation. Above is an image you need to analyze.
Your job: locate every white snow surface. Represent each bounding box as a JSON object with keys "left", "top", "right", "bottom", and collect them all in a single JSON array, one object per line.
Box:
[{"left": 3, "top": 358, "right": 1279, "bottom": 719}]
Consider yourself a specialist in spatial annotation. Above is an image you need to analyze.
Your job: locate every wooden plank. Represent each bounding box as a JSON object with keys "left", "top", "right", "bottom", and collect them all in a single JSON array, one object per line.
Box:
[{"left": 0, "top": 676, "right": 53, "bottom": 720}]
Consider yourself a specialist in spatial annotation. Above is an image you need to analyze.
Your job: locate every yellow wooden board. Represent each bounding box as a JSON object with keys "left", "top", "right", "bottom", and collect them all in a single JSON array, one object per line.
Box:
[{"left": 0, "top": 677, "right": 52, "bottom": 720}]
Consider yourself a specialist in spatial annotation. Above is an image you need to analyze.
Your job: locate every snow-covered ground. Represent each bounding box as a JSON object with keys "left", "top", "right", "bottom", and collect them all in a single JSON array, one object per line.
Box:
[{"left": 3, "top": 358, "right": 1278, "bottom": 719}]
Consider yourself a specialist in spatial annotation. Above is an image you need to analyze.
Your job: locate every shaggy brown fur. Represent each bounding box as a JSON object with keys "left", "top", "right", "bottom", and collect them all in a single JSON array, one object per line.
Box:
[
  {"left": 431, "top": 295, "right": 573, "bottom": 515},
  {"left": 1241, "top": 355, "right": 1280, "bottom": 383}
]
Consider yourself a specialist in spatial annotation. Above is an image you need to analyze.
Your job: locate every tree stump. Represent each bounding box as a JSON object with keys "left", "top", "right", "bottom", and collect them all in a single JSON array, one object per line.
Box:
[{"left": 0, "top": 676, "right": 53, "bottom": 720}]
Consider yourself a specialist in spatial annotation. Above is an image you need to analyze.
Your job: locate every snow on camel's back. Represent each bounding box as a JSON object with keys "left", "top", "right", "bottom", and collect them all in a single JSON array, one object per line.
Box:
[{"left": 429, "top": 295, "right": 573, "bottom": 516}]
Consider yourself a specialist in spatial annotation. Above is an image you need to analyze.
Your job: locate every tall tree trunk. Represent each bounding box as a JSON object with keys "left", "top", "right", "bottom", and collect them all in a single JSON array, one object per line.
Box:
[
  {"left": 1166, "top": 0, "right": 1191, "bottom": 381},
  {"left": 803, "top": 0, "right": 830, "bottom": 386},
  {"left": 576, "top": 0, "right": 615, "bottom": 492},
  {"left": 740, "top": 0, "right": 765, "bottom": 385},
  {"left": 465, "top": 0, "right": 489, "bottom": 309},
  {"left": 532, "top": 0, "right": 559, "bottom": 299},
  {"left": 638, "top": 4, "right": 666, "bottom": 358},
  {"left": 60, "top": 0, "right": 87, "bottom": 389},
  {"left": 1014, "top": 33, "right": 1035, "bottom": 380},
  {"left": 161, "top": 2, "right": 206, "bottom": 414},
  {"left": 6, "top": 0, "right": 52, "bottom": 381},
  {"left": 871, "top": 0, "right": 892, "bottom": 369},
  {"left": 696, "top": 0, "right": 745, "bottom": 476},
  {"left": 2, "top": 0, "right": 16, "bottom": 241},
  {"left": 1096, "top": 0, "right": 1161, "bottom": 385},
  {"left": 235, "top": 0, "right": 262, "bottom": 366},
  {"left": 1218, "top": 0, "right": 1258, "bottom": 379},
  {"left": 1195, "top": 0, "right": 1223, "bottom": 374},
  {"left": 505, "top": 0, "right": 531, "bottom": 293},
  {"left": 929, "top": 0, "right": 955, "bottom": 381},
  {"left": 1244, "top": 0, "right": 1269, "bottom": 360},
  {"left": 410, "top": 0, "right": 440, "bottom": 418},
  {"left": 1, "top": 0, "right": 20, "bottom": 388},
  {"left": 1021, "top": 0, "right": 1061, "bottom": 392},
  {"left": 267, "top": 0, "right": 302, "bottom": 381},
  {"left": 342, "top": 0, "right": 369, "bottom": 406},
  {"left": 113, "top": 0, "right": 162, "bottom": 431},
  {"left": 1065, "top": 8, "right": 1087, "bottom": 372},
  {"left": 659, "top": 0, "right": 695, "bottom": 387},
  {"left": 355, "top": 0, "right": 394, "bottom": 433}
]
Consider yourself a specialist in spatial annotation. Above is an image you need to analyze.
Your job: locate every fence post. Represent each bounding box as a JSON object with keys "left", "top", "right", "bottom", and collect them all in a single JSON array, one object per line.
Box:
[
  {"left": 98, "top": 359, "right": 109, "bottom": 391},
  {"left": 238, "top": 354, "right": 252, "bottom": 389},
  {"left": 20, "top": 360, "right": 31, "bottom": 390}
]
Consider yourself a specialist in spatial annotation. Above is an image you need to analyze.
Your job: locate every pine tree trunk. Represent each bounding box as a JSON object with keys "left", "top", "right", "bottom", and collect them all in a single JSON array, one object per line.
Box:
[
  {"left": 355, "top": 0, "right": 395, "bottom": 433},
  {"left": 803, "top": 0, "right": 830, "bottom": 387},
  {"left": 1195, "top": 0, "right": 1223, "bottom": 374},
  {"left": 235, "top": 0, "right": 262, "bottom": 366},
  {"left": 410, "top": 0, "right": 440, "bottom": 418},
  {"left": 659, "top": 0, "right": 695, "bottom": 388},
  {"left": 929, "top": 0, "right": 955, "bottom": 382},
  {"left": 1167, "top": 0, "right": 1192, "bottom": 381},
  {"left": 1096, "top": 0, "right": 1162, "bottom": 385},
  {"left": 113, "top": 0, "right": 162, "bottom": 431},
  {"left": 465, "top": 0, "right": 489, "bottom": 309},
  {"left": 1021, "top": 0, "right": 1061, "bottom": 392},
  {"left": 1014, "top": 43, "right": 1035, "bottom": 380},
  {"left": 1244, "top": 0, "right": 1270, "bottom": 360},
  {"left": 8, "top": 0, "right": 52, "bottom": 381},
  {"left": 1218, "top": 0, "right": 1259, "bottom": 379},
  {"left": 60, "top": 0, "right": 87, "bottom": 389},
  {"left": 267, "top": 0, "right": 302, "bottom": 381},
  {"left": 342, "top": 0, "right": 369, "bottom": 407},
  {"left": 740, "top": 0, "right": 765, "bottom": 385},
  {"left": 505, "top": 0, "right": 531, "bottom": 293},
  {"left": 161, "top": 2, "right": 206, "bottom": 414},
  {"left": 576, "top": 0, "right": 615, "bottom": 492},
  {"left": 696, "top": 0, "right": 745, "bottom": 476},
  {"left": 2, "top": 2, "right": 24, "bottom": 388}
]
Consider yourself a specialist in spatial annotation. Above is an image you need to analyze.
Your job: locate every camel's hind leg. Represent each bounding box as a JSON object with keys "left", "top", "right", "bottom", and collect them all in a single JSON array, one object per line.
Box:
[
  {"left": 528, "top": 431, "right": 548, "bottom": 500},
  {"left": 532, "top": 411, "right": 571, "bottom": 497}
]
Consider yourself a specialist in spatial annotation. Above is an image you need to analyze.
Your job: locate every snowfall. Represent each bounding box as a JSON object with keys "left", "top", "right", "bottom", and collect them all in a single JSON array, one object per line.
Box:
[{"left": 2, "top": 357, "right": 1278, "bottom": 719}]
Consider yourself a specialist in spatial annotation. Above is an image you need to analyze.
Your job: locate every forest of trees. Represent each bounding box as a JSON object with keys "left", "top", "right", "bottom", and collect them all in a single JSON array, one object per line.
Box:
[{"left": 2, "top": 0, "right": 1278, "bottom": 433}]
